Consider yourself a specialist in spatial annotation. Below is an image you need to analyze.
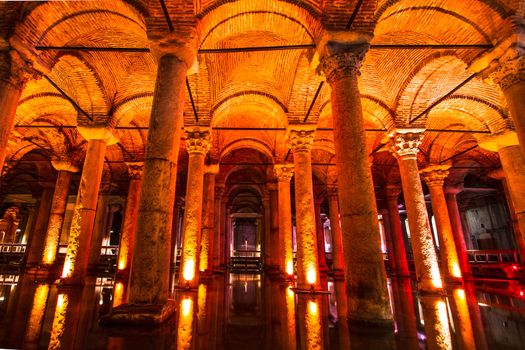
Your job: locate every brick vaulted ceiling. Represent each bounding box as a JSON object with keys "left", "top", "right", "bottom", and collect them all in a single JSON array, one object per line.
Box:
[{"left": 0, "top": 0, "right": 516, "bottom": 194}]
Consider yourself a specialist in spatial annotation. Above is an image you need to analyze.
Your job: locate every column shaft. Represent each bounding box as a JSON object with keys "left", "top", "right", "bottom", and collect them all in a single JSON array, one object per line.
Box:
[
  {"left": 320, "top": 42, "right": 392, "bottom": 324},
  {"left": 200, "top": 171, "right": 216, "bottom": 274},
  {"left": 117, "top": 166, "right": 143, "bottom": 277},
  {"left": 275, "top": 165, "right": 294, "bottom": 276},
  {"left": 327, "top": 189, "right": 344, "bottom": 272},
  {"left": 444, "top": 190, "right": 472, "bottom": 278},
  {"left": 270, "top": 185, "right": 280, "bottom": 271},
  {"left": 41, "top": 170, "right": 73, "bottom": 265},
  {"left": 128, "top": 54, "right": 186, "bottom": 304},
  {"left": 25, "top": 187, "right": 54, "bottom": 267},
  {"left": 385, "top": 189, "right": 410, "bottom": 277},
  {"left": 62, "top": 139, "right": 108, "bottom": 283},
  {"left": 87, "top": 185, "right": 110, "bottom": 271},
  {"left": 314, "top": 200, "right": 328, "bottom": 270},
  {"left": 500, "top": 81, "right": 525, "bottom": 155},
  {"left": 213, "top": 184, "right": 224, "bottom": 270}
]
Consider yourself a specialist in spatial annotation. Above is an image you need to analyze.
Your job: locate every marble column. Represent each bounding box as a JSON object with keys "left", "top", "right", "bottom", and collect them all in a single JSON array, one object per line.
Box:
[
  {"left": 269, "top": 182, "right": 281, "bottom": 272},
  {"left": 444, "top": 186, "right": 472, "bottom": 279},
  {"left": 200, "top": 164, "right": 218, "bottom": 275},
  {"left": 0, "top": 51, "right": 37, "bottom": 171},
  {"left": 274, "top": 164, "right": 294, "bottom": 276},
  {"left": 170, "top": 196, "right": 183, "bottom": 270},
  {"left": 116, "top": 162, "right": 143, "bottom": 278},
  {"left": 179, "top": 128, "right": 211, "bottom": 288},
  {"left": 213, "top": 182, "right": 224, "bottom": 270},
  {"left": 61, "top": 126, "right": 115, "bottom": 284},
  {"left": 385, "top": 185, "right": 410, "bottom": 277},
  {"left": 104, "top": 49, "right": 193, "bottom": 325},
  {"left": 318, "top": 37, "right": 392, "bottom": 326},
  {"left": 480, "top": 131, "right": 525, "bottom": 259},
  {"left": 86, "top": 181, "right": 111, "bottom": 272},
  {"left": 314, "top": 198, "right": 328, "bottom": 272},
  {"left": 421, "top": 165, "right": 462, "bottom": 282},
  {"left": 326, "top": 184, "right": 344, "bottom": 275},
  {"left": 40, "top": 160, "right": 78, "bottom": 267},
  {"left": 391, "top": 130, "right": 442, "bottom": 294},
  {"left": 262, "top": 193, "right": 274, "bottom": 269},
  {"left": 488, "top": 55, "right": 525, "bottom": 155},
  {"left": 287, "top": 126, "right": 320, "bottom": 290},
  {"left": 25, "top": 186, "right": 54, "bottom": 268}
]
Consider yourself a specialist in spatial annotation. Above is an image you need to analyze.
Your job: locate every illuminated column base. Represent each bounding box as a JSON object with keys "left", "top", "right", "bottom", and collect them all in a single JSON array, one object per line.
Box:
[
  {"left": 421, "top": 165, "right": 462, "bottom": 283},
  {"left": 391, "top": 130, "right": 442, "bottom": 294}
]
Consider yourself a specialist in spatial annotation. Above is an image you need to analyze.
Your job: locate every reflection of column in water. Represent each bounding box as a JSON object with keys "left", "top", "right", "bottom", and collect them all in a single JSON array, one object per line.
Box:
[
  {"left": 48, "top": 286, "right": 86, "bottom": 350},
  {"left": 177, "top": 293, "right": 196, "bottom": 350},
  {"left": 464, "top": 282, "right": 488, "bottom": 350},
  {"left": 280, "top": 284, "right": 296, "bottom": 350},
  {"left": 112, "top": 281, "right": 125, "bottom": 308},
  {"left": 447, "top": 287, "right": 475, "bottom": 350},
  {"left": 297, "top": 295, "right": 323, "bottom": 350},
  {"left": 391, "top": 278, "right": 419, "bottom": 350},
  {"left": 334, "top": 280, "right": 351, "bottom": 349},
  {"left": 419, "top": 295, "right": 452, "bottom": 350},
  {"left": 196, "top": 284, "right": 210, "bottom": 350},
  {"left": 23, "top": 283, "right": 50, "bottom": 349}
]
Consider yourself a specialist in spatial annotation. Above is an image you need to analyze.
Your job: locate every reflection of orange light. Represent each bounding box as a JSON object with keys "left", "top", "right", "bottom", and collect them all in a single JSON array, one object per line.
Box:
[
  {"left": 286, "top": 261, "right": 294, "bottom": 276},
  {"left": 25, "top": 284, "right": 50, "bottom": 343},
  {"left": 182, "top": 297, "right": 192, "bottom": 317},
  {"left": 431, "top": 265, "right": 443, "bottom": 289},
  {"left": 61, "top": 259, "right": 72, "bottom": 278},
  {"left": 177, "top": 296, "right": 194, "bottom": 350},
  {"left": 113, "top": 282, "right": 124, "bottom": 307},
  {"left": 118, "top": 260, "right": 126, "bottom": 270},
  {"left": 455, "top": 288, "right": 465, "bottom": 300},
  {"left": 305, "top": 299, "right": 322, "bottom": 349},
  {"left": 306, "top": 269, "right": 316, "bottom": 285},
  {"left": 451, "top": 263, "right": 462, "bottom": 278},
  {"left": 183, "top": 260, "right": 195, "bottom": 282},
  {"left": 49, "top": 293, "right": 69, "bottom": 349},
  {"left": 308, "top": 300, "right": 318, "bottom": 315}
]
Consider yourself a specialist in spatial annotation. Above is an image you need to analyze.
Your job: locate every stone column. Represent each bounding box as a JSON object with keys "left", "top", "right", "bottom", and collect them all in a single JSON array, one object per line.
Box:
[
  {"left": 274, "top": 164, "right": 294, "bottom": 276},
  {"left": 200, "top": 164, "right": 218, "bottom": 276},
  {"left": 116, "top": 162, "right": 143, "bottom": 278},
  {"left": 179, "top": 128, "right": 211, "bottom": 288},
  {"left": 318, "top": 36, "right": 392, "bottom": 326},
  {"left": 385, "top": 185, "right": 410, "bottom": 277},
  {"left": 421, "top": 165, "right": 463, "bottom": 282},
  {"left": 213, "top": 182, "right": 224, "bottom": 270},
  {"left": 326, "top": 184, "right": 344, "bottom": 275},
  {"left": 391, "top": 130, "right": 442, "bottom": 294},
  {"left": 287, "top": 126, "right": 320, "bottom": 290},
  {"left": 25, "top": 186, "right": 54, "bottom": 268},
  {"left": 262, "top": 193, "right": 274, "bottom": 269},
  {"left": 61, "top": 126, "right": 115, "bottom": 284},
  {"left": 104, "top": 48, "right": 194, "bottom": 325},
  {"left": 480, "top": 131, "right": 525, "bottom": 259},
  {"left": 170, "top": 196, "right": 183, "bottom": 269},
  {"left": 87, "top": 181, "right": 111, "bottom": 272},
  {"left": 314, "top": 198, "right": 328, "bottom": 272},
  {"left": 40, "top": 160, "right": 78, "bottom": 267},
  {"left": 0, "top": 51, "right": 37, "bottom": 171},
  {"left": 444, "top": 186, "right": 472, "bottom": 279},
  {"left": 269, "top": 182, "right": 281, "bottom": 272}
]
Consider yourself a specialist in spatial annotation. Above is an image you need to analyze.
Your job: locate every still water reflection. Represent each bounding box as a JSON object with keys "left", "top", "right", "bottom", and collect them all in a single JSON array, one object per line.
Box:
[{"left": 0, "top": 273, "right": 524, "bottom": 349}]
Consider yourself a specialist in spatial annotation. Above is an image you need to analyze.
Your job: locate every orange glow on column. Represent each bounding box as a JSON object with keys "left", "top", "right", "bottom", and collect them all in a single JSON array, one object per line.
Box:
[
  {"left": 286, "top": 260, "right": 294, "bottom": 276},
  {"left": 113, "top": 282, "right": 124, "bottom": 308},
  {"left": 305, "top": 299, "right": 322, "bottom": 350},
  {"left": 118, "top": 260, "right": 126, "bottom": 270},
  {"left": 452, "top": 263, "right": 462, "bottom": 278},
  {"left": 306, "top": 268, "right": 316, "bottom": 286},
  {"left": 430, "top": 265, "right": 443, "bottom": 289},
  {"left": 24, "top": 284, "right": 50, "bottom": 344},
  {"left": 183, "top": 259, "right": 196, "bottom": 282},
  {"left": 49, "top": 293, "right": 69, "bottom": 350}
]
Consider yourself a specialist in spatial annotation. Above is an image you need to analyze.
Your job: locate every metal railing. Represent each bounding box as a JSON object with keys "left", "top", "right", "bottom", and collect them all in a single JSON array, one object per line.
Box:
[
  {"left": 0, "top": 243, "right": 26, "bottom": 254},
  {"left": 467, "top": 249, "right": 520, "bottom": 264}
]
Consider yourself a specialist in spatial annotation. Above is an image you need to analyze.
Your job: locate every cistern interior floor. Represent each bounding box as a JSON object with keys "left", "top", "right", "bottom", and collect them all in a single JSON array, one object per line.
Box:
[{"left": 1, "top": 0, "right": 525, "bottom": 349}]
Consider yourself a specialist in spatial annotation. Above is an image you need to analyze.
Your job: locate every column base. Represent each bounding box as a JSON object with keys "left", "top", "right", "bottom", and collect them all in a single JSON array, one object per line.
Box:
[{"left": 99, "top": 300, "right": 177, "bottom": 327}]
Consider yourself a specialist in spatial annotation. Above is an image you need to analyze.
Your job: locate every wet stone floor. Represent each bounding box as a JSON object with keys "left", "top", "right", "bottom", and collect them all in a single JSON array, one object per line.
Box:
[{"left": 0, "top": 272, "right": 524, "bottom": 349}]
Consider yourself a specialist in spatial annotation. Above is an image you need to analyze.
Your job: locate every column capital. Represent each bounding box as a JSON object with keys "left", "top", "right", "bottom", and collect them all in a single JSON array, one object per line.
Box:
[
  {"left": 204, "top": 163, "right": 219, "bottom": 174},
  {"left": 315, "top": 32, "right": 371, "bottom": 84},
  {"left": 420, "top": 164, "right": 451, "bottom": 187},
  {"left": 478, "top": 130, "right": 519, "bottom": 152},
  {"left": 274, "top": 163, "right": 294, "bottom": 182},
  {"left": 444, "top": 184, "right": 464, "bottom": 196},
  {"left": 184, "top": 127, "right": 212, "bottom": 155},
  {"left": 51, "top": 159, "right": 79, "bottom": 173},
  {"left": 286, "top": 125, "right": 316, "bottom": 152},
  {"left": 149, "top": 32, "right": 199, "bottom": 74},
  {"left": 325, "top": 184, "right": 338, "bottom": 199},
  {"left": 487, "top": 167, "right": 505, "bottom": 180},
  {"left": 77, "top": 125, "right": 118, "bottom": 144},
  {"left": 390, "top": 129, "right": 425, "bottom": 159},
  {"left": 384, "top": 184, "right": 402, "bottom": 198},
  {"left": 125, "top": 162, "right": 144, "bottom": 180},
  {"left": 0, "top": 50, "right": 41, "bottom": 89}
]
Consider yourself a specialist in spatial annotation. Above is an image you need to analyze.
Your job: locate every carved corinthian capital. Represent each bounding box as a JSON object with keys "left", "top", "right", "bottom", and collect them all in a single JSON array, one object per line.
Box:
[
  {"left": 319, "top": 43, "right": 369, "bottom": 84},
  {"left": 420, "top": 164, "right": 451, "bottom": 187},
  {"left": 390, "top": 129, "right": 424, "bottom": 159},
  {"left": 185, "top": 128, "right": 212, "bottom": 155},
  {"left": 287, "top": 126, "right": 316, "bottom": 152},
  {"left": 274, "top": 164, "right": 294, "bottom": 182}
]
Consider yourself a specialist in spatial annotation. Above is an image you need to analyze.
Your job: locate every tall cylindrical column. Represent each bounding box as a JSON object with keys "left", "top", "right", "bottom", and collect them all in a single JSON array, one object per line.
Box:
[
  {"left": 41, "top": 161, "right": 78, "bottom": 267},
  {"left": 179, "top": 128, "right": 211, "bottom": 288},
  {"left": 269, "top": 183, "right": 280, "bottom": 272},
  {"left": 385, "top": 185, "right": 410, "bottom": 277},
  {"left": 326, "top": 184, "right": 344, "bottom": 274},
  {"left": 116, "top": 162, "right": 143, "bottom": 278},
  {"left": 314, "top": 198, "right": 328, "bottom": 271},
  {"left": 262, "top": 193, "right": 274, "bottom": 269},
  {"left": 126, "top": 53, "right": 189, "bottom": 309},
  {"left": 391, "top": 130, "right": 442, "bottom": 294},
  {"left": 421, "top": 165, "right": 462, "bottom": 282},
  {"left": 25, "top": 186, "right": 54, "bottom": 268},
  {"left": 274, "top": 164, "right": 294, "bottom": 276},
  {"left": 213, "top": 182, "right": 224, "bottom": 270},
  {"left": 87, "top": 181, "right": 111, "bottom": 272},
  {"left": 319, "top": 39, "right": 392, "bottom": 325},
  {"left": 61, "top": 127, "right": 114, "bottom": 284},
  {"left": 200, "top": 164, "right": 218, "bottom": 275},
  {"left": 287, "top": 126, "right": 320, "bottom": 290}
]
